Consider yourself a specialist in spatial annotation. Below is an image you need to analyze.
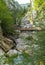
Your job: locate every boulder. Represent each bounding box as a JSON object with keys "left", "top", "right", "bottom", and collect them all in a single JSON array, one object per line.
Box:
[
  {"left": 0, "top": 48, "right": 4, "bottom": 56},
  {"left": 16, "top": 44, "right": 25, "bottom": 52},
  {"left": 1, "top": 37, "right": 15, "bottom": 52},
  {"left": 24, "top": 49, "right": 33, "bottom": 56},
  {"left": 7, "top": 49, "right": 18, "bottom": 56},
  {"left": 5, "top": 64, "right": 9, "bottom": 65}
]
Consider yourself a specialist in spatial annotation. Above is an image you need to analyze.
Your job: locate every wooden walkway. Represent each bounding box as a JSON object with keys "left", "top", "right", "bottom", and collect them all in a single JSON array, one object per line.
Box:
[{"left": 15, "top": 27, "right": 42, "bottom": 31}]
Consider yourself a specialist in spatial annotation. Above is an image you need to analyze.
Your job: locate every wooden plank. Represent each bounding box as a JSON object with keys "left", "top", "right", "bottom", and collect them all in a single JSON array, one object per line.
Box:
[{"left": 19, "top": 27, "right": 42, "bottom": 31}]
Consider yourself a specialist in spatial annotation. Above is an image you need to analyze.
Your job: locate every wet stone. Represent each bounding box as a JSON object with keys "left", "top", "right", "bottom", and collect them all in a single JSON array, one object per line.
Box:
[{"left": 7, "top": 49, "right": 18, "bottom": 56}]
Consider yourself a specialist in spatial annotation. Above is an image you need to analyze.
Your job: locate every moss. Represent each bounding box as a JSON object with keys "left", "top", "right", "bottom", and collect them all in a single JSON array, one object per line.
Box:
[{"left": 25, "top": 36, "right": 33, "bottom": 41}]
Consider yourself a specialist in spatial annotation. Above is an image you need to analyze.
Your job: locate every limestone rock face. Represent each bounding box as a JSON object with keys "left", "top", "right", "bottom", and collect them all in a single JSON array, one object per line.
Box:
[{"left": 21, "top": 13, "right": 33, "bottom": 28}]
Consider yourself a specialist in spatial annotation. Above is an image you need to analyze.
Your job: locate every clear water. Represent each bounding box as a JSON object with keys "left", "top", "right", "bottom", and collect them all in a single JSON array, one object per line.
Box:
[{"left": 8, "top": 53, "right": 32, "bottom": 65}]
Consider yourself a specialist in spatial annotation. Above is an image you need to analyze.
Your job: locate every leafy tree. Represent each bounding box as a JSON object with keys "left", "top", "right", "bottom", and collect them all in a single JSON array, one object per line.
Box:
[
  {"left": 34, "top": 0, "right": 45, "bottom": 29},
  {"left": 0, "top": 0, "right": 14, "bottom": 36},
  {"left": 0, "top": 0, "right": 27, "bottom": 36},
  {"left": 7, "top": 0, "right": 27, "bottom": 26}
]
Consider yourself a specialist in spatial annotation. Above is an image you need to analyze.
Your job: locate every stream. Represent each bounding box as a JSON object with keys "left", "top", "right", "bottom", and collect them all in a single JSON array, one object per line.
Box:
[{"left": 0, "top": 31, "right": 45, "bottom": 65}]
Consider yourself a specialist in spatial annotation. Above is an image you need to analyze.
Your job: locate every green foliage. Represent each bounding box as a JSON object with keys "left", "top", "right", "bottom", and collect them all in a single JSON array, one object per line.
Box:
[
  {"left": 0, "top": 0, "right": 45, "bottom": 65},
  {"left": 37, "top": 31, "right": 45, "bottom": 50},
  {"left": 0, "top": 0, "right": 15, "bottom": 36},
  {"left": 7, "top": 0, "right": 27, "bottom": 26},
  {"left": 0, "top": 0, "right": 27, "bottom": 36},
  {"left": 25, "top": 36, "right": 33, "bottom": 41},
  {"left": 34, "top": 0, "right": 45, "bottom": 28}
]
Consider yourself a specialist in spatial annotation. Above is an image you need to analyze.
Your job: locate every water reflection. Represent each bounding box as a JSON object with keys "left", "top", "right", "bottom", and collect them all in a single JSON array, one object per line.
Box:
[{"left": 8, "top": 52, "right": 32, "bottom": 65}]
